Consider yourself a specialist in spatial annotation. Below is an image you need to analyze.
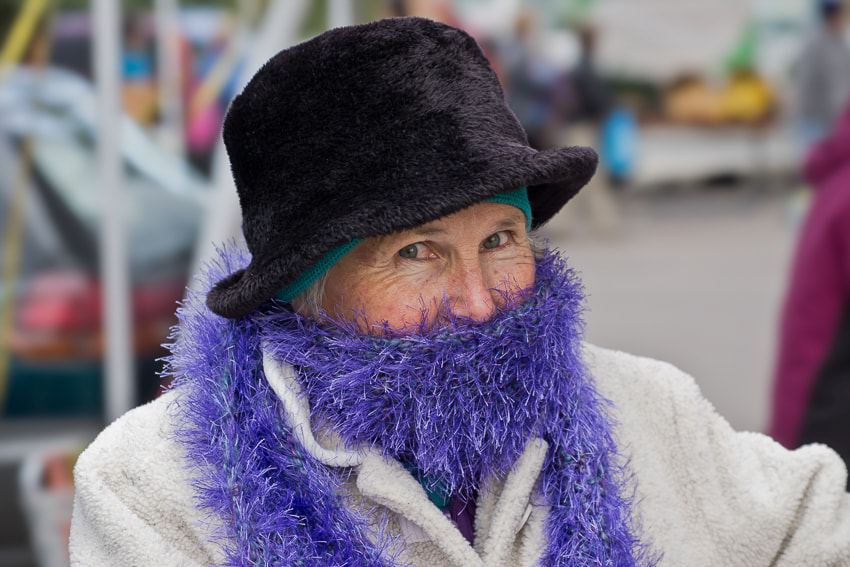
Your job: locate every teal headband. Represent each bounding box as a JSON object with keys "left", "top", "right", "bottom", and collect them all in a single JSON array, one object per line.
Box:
[
  {"left": 486, "top": 187, "right": 532, "bottom": 230},
  {"left": 276, "top": 187, "right": 532, "bottom": 303}
]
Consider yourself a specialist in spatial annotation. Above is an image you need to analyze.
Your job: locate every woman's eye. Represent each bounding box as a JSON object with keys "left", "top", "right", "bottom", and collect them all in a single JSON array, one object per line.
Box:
[
  {"left": 398, "top": 243, "right": 422, "bottom": 259},
  {"left": 482, "top": 231, "right": 508, "bottom": 250}
]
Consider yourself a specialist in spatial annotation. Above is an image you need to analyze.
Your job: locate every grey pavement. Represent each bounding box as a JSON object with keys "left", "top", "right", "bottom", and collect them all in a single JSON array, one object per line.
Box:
[{"left": 539, "top": 183, "right": 802, "bottom": 434}]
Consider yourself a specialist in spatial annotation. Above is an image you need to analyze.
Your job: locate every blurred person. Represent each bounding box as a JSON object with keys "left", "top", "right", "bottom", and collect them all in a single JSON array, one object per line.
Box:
[
  {"left": 384, "top": 0, "right": 408, "bottom": 17},
  {"left": 793, "top": 0, "right": 850, "bottom": 154},
  {"left": 184, "top": 18, "right": 243, "bottom": 177},
  {"left": 559, "top": 23, "right": 621, "bottom": 237},
  {"left": 567, "top": 25, "right": 613, "bottom": 128},
  {"left": 402, "top": 0, "right": 457, "bottom": 24},
  {"left": 770, "top": 99, "right": 850, "bottom": 486},
  {"left": 500, "top": 12, "right": 570, "bottom": 151},
  {"left": 121, "top": 13, "right": 158, "bottom": 125},
  {"left": 70, "top": 18, "right": 850, "bottom": 567}
]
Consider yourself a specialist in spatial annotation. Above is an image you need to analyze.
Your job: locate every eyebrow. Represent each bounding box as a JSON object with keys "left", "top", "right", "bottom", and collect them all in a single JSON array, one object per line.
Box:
[
  {"left": 410, "top": 211, "right": 526, "bottom": 238},
  {"left": 492, "top": 212, "right": 526, "bottom": 231}
]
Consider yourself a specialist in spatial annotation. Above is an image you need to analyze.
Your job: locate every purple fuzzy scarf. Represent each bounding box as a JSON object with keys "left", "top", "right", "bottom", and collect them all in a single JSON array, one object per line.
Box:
[{"left": 168, "top": 246, "right": 653, "bottom": 566}]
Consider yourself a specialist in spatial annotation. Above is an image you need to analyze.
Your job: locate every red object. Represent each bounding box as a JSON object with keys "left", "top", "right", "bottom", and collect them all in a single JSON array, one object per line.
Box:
[
  {"left": 12, "top": 270, "right": 185, "bottom": 361},
  {"left": 16, "top": 272, "right": 101, "bottom": 332}
]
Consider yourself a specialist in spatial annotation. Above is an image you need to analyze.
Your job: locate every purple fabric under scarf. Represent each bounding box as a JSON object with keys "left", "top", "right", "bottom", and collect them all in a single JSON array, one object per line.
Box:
[
  {"left": 168, "top": 245, "right": 655, "bottom": 566},
  {"left": 448, "top": 495, "right": 476, "bottom": 545}
]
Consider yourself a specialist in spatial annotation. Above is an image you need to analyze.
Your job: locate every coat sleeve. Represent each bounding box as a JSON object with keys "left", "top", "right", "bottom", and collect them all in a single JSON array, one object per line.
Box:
[
  {"left": 69, "top": 392, "right": 221, "bottom": 567},
  {"left": 585, "top": 344, "right": 850, "bottom": 567}
]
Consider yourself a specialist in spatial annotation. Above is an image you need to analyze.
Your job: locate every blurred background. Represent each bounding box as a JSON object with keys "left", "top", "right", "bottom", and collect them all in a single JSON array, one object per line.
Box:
[{"left": 0, "top": 0, "right": 846, "bottom": 564}]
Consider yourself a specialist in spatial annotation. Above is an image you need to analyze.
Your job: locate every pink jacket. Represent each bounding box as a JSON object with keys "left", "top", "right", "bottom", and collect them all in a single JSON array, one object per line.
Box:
[{"left": 770, "top": 102, "right": 850, "bottom": 458}]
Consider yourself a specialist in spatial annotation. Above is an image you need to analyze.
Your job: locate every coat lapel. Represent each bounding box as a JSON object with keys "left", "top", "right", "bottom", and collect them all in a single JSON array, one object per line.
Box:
[
  {"left": 356, "top": 451, "right": 484, "bottom": 567},
  {"left": 478, "top": 438, "right": 548, "bottom": 567},
  {"left": 355, "top": 439, "right": 549, "bottom": 567}
]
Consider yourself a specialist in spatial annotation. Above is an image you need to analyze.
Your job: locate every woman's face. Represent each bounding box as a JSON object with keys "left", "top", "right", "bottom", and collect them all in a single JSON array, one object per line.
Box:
[{"left": 317, "top": 202, "right": 536, "bottom": 333}]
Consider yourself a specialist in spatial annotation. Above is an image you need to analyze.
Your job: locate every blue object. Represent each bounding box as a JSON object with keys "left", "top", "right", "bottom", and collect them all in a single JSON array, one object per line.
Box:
[
  {"left": 601, "top": 108, "right": 638, "bottom": 181},
  {"left": 123, "top": 52, "right": 153, "bottom": 81}
]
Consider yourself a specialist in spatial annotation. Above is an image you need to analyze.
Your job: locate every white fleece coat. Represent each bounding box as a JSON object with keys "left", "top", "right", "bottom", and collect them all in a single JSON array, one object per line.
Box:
[{"left": 70, "top": 344, "right": 850, "bottom": 566}]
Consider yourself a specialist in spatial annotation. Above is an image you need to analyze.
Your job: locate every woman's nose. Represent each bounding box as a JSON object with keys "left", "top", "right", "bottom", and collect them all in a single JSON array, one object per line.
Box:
[{"left": 447, "top": 260, "right": 499, "bottom": 322}]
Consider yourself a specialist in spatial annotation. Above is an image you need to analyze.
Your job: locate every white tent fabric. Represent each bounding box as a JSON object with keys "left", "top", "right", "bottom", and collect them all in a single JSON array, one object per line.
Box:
[{"left": 592, "top": 0, "right": 751, "bottom": 80}]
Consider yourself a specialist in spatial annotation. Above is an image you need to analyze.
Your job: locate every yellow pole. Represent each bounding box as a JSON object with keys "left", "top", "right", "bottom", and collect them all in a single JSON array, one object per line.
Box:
[
  {"left": 0, "top": 0, "right": 50, "bottom": 66},
  {"left": 0, "top": 0, "right": 55, "bottom": 413},
  {"left": 0, "top": 140, "right": 34, "bottom": 414}
]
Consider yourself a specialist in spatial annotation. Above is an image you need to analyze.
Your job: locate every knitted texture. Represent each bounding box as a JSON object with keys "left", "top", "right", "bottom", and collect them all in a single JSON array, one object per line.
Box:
[
  {"left": 169, "top": 245, "right": 655, "bottom": 566},
  {"left": 487, "top": 186, "right": 532, "bottom": 229},
  {"left": 207, "top": 17, "right": 598, "bottom": 319},
  {"left": 276, "top": 240, "right": 361, "bottom": 303},
  {"left": 169, "top": 247, "right": 397, "bottom": 566}
]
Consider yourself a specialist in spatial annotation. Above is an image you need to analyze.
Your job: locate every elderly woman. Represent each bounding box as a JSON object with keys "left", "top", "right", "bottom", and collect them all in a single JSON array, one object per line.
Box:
[{"left": 70, "top": 18, "right": 850, "bottom": 567}]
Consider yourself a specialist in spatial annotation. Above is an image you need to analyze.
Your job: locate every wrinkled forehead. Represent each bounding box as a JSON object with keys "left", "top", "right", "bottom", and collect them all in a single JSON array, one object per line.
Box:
[{"left": 371, "top": 203, "right": 529, "bottom": 248}]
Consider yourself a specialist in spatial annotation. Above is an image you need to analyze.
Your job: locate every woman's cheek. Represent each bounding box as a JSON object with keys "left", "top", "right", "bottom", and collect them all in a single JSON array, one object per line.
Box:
[{"left": 489, "top": 253, "right": 534, "bottom": 290}]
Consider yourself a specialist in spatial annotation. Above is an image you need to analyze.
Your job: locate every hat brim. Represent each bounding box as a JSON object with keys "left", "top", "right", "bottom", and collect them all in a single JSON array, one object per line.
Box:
[{"left": 525, "top": 146, "right": 598, "bottom": 229}]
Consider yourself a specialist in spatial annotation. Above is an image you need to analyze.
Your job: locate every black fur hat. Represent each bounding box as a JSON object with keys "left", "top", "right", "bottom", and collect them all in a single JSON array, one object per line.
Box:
[{"left": 207, "top": 17, "right": 598, "bottom": 319}]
